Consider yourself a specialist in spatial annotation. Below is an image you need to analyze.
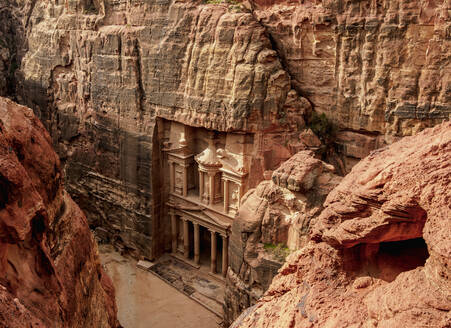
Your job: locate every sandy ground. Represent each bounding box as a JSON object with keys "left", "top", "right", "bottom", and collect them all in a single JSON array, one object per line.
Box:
[{"left": 99, "top": 245, "right": 222, "bottom": 328}]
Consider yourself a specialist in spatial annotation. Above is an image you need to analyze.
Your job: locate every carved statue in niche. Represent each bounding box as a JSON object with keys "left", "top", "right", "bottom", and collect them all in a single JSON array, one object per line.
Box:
[
  {"left": 195, "top": 132, "right": 223, "bottom": 206},
  {"left": 166, "top": 131, "right": 194, "bottom": 197},
  {"left": 177, "top": 219, "right": 184, "bottom": 253},
  {"left": 216, "top": 135, "right": 248, "bottom": 215},
  {"left": 229, "top": 187, "right": 239, "bottom": 215}
]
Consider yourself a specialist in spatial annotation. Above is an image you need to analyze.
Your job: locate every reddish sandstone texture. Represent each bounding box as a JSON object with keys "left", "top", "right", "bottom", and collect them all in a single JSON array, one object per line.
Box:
[
  {"left": 231, "top": 122, "right": 451, "bottom": 328},
  {"left": 225, "top": 150, "right": 341, "bottom": 325},
  {"left": 0, "top": 97, "right": 119, "bottom": 328},
  {"left": 0, "top": 0, "right": 446, "bottom": 259}
]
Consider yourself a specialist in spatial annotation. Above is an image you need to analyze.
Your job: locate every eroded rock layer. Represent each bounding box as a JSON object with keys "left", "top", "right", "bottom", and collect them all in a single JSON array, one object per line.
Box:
[
  {"left": 231, "top": 121, "right": 451, "bottom": 328},
  {"left": 4, "top": 0, "right": 313, "bottom": 257},
  {"left": 224, "top": 150, "right": 341, "bottom": 325},
  {"left": 249, "top": 0, "right": 451, "bottom": 167},
  {"left": 0, "top": 97, "right": 119, "bottom": 328},
  {"left": 1, "top": 0, "right": 449, "bottom": 263}
]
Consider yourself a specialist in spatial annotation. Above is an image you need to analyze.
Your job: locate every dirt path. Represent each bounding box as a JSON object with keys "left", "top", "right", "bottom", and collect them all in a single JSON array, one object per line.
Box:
[{"left": 99, "top": 245, "right": 222, "bottom": 328}]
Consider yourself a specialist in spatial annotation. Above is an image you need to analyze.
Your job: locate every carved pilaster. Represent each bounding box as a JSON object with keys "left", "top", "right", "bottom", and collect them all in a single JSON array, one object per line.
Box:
[
  {"left": 221, "top": 234, "right": 228, "bottom": 277},
  {"left": 210, "top": 230, "right": 217, "bottom": 274}
]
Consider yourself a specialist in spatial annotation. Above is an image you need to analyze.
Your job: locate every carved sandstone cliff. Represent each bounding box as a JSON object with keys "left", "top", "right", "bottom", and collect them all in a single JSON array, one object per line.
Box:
[
  {"left": 0, "top": 97, "right": 119, "bottom": 328},
  {"left": 231, "top": 121, "right": 451, "bottom": 328},
  {"left": 1, "top": 0, "right": 449, "bottom": 268},
  {"left": 4, "top": 0, "right": 312, "bottom": 257},
  {"left": 224, "top": 150, "right": 341, "bottom": 325}
]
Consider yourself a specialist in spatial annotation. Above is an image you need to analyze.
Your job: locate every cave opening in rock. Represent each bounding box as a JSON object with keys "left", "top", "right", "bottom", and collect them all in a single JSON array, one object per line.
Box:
[
  {"left": 377, "top": 238, "right": 429, "bottom": 274},
  {"left": 0, "top": 174, "right": 10, "bottom": 209},
  {"left": 349, "top": 237, "right": 429, "bottom": 282}
]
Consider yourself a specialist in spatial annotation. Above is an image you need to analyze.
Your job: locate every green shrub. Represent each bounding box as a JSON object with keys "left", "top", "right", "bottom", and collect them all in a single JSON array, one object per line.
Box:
[
  {"left": 84, "top": 1, "right": 97, "bottom": 14},
  {"left": 205, "top": 0, "right": 243, "bottom": 11},
  {"left": 309, "top": 112, "right": 337, "bottom": 144},
  {"left": 264, "top": 243, "right": 291, "bottom": 262}
]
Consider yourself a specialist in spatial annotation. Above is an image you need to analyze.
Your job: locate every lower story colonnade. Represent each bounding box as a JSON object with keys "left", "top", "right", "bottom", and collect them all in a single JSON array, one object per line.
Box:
[{"left": 169, "top": 208, "right": 230, "bottom": 277}]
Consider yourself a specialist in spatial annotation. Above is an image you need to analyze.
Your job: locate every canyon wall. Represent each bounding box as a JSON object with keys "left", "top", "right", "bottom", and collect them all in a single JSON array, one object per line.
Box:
[
  {"left": 224, "top": 150, "right": 341, "bottom": 324},
  {"left": 2, "top": 0, "right": 449, "bottom": 259},
  {"left": 249, "top": 0, "right": 451, "bottom": 168},
  {"left": 0, "top": 1, "right": 449, "bottom": 323},
  {"left": 0, "top": 97, "right": 119, "bottom": 328},
  {"left": 4, "top": 0, "right": 312, "bottom": 259},
  {"left": 231, "top": 121, "right": 451, "bottom": 328}
]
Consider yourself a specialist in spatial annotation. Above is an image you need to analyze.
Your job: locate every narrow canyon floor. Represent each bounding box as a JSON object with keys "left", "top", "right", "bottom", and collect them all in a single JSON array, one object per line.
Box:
[{"left": 99, "top": 245, "right": 222, "bottom": 328}]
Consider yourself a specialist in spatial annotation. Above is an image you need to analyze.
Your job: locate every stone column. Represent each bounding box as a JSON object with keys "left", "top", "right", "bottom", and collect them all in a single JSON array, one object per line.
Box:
[
  {"left": 199, "top": 171, "right": 204, "bottom": 200},
  {"left": 169, "top": 161, "right": 175, "bottom": 193},
  {"left": 183, "top": 165, "right": 188, "bottom": 197},
  {"left": 171, "top": 212, "right": 177, "bottom": 253},
  {"left": 194, "top": 223, "right": 200, "bottom": 265},
  {"left": 221, "top": 235, "right": 228, "bottom": 277},
  {"left": 183, "top": 219, "right": 189, "bottom": 259},
  {"left": 210, "top": 230, "right": 217, "bottom": 274},
  {"left": 208, "top": 172, "right": 215, "bottom": 205},
  {"left": 223, "top": 179, "right": 229, "bottom": 213}
]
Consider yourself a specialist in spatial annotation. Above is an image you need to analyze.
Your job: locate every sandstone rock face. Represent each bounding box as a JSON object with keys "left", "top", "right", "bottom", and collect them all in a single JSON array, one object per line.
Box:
[
  {"left": 224, "top": 150, "right": 341, "bottom": 325},
  {"left": 250, "top": 0, "right": 450, "bottom": 169},
  {"left": 1, "top": 0, "right": 449, "bottom": 263},
  {"left": 0, "top": 2, "right": 13, "bottom": 97},
  {"left": 0, "top": 97, "right": 119, "bottom": 328},
  {"left": 0, "top": 37, "right": 9, "bottom": 97},
  {"left": 231, "top": 122, "right": 451, "bottom": 328},
  {"left": 3, "top": 0, "right": 312, "bottom": 257}
]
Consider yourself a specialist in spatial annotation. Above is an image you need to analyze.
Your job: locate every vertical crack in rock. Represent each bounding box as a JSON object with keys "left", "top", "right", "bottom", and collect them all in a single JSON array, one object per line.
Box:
[{"left": 133, "top": 38, "right": 145, "bottom": 119}]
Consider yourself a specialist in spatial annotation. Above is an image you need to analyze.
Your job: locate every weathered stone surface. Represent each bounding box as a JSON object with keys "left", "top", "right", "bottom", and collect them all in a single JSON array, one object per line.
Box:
[
  {"left": 1, "top": 0, "right": 448, "bottom": 258},
  {"left": 272, "top": 150, "right": 327, "bottom": 192},
  {"left": 231, "top": 121, "right": 451, "bottom": 328},
  {"left": 0, "top": 97, "right": 119, "bottom": 328},
  {"left": 249, "top": 0, "right": 450, "bottom": 170},
  {"left": 2, "top": 0, "right": 311, "bottom": 258},
  {"left": 0, "top": 4, "right": 449, "bottom": 320},
  {"left": 0, "top": 40, "right": 8, "bottom": 96},
  {"left": 224, "top": 151, "right": 341, "bottom": 325},
  {"left": 0, "top": 4, "right": 12, "bottom": 97}
]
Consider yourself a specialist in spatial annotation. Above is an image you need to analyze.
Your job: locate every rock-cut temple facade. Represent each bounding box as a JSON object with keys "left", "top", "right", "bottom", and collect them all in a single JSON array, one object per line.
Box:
[{"left": 158, "top": 119, "right": 253, "bottom": 277}]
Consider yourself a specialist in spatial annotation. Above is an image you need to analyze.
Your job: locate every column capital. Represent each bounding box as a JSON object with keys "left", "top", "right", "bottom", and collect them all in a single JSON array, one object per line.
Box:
[{"left": 181, "top": 217, "right": 188, "bottom": 223}]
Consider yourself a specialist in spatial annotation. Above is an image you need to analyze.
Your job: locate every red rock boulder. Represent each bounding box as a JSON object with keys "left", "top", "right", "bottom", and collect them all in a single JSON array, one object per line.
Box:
[
  {"left": 231, "top": 121, "right": 451, "bottom": 328},
  {"left": 0, "top": 97, "right": 120, "bottom": 328}
]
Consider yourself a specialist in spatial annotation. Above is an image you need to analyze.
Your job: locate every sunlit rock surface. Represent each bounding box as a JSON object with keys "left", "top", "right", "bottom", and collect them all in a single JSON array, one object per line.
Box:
[
  {"left": 224, "top": 150, "right": 341, "bottom": 325},
  {"left": 231, "top": 121, "right": 451, "bottom": 328}
]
